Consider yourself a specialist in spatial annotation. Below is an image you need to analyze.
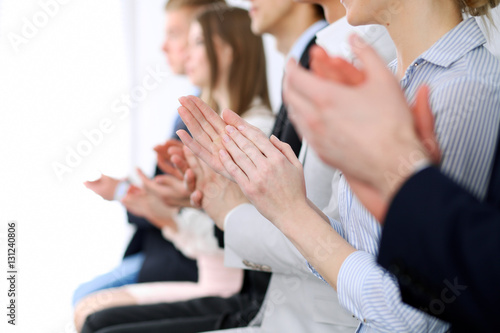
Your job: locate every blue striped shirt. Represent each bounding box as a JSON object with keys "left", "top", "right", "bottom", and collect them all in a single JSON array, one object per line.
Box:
[{"left": 312, "top": 17, "right": 500, "bottom": 332}]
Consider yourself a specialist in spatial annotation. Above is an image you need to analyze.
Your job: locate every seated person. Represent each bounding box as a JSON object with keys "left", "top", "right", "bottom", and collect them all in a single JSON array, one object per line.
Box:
[
  {"left": 71, "top": 0, "right": 224, "bottom": 307},
  {"left": 74, "top": 6, "right": 275, "bottom": 332}
]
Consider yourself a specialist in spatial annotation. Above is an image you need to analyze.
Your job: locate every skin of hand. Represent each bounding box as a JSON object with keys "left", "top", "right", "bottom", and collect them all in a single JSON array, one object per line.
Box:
[
  {"left": 284, "top": 34, "right": 434, "bottom": 215},
  {"left": 309, "top": 44, "right": 441, "bottom": 222},
  {"left": 215, "top": 108, "right": 356, "bottom": 289},
  {"left": 121, "top": 184, "right": 178, "bottom": 230},
  {"left": 137, "top": 168, "right": 193, "bottom": 208},
  {"left": 213, "top": 109, "right": 308, "bottom": 230},
  {"left": 154, "top": 139, "right": 185, "bottom": 180},
  {"left": 176, "top": 95, "right": 234, "bottom": 180},
  {"left": 84, "top": 175, "right": 121, "bottom": 201},
  {"left": 121, "top": 185, "right": 150, "bottom": 217},
  {"left": 183, "top": 146, "right": 249, "bottom": 230}
]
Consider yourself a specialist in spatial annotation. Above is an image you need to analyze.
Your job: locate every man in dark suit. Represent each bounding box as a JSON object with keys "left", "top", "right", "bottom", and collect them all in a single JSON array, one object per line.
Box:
[{"left": 80, "top": 2, "right": 332, "bottom": 333}]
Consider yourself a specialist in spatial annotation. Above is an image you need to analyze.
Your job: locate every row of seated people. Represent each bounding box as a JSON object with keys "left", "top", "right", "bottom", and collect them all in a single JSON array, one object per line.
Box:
[{"left": 74, "top": 0, "right": 500, "bottom": 332}]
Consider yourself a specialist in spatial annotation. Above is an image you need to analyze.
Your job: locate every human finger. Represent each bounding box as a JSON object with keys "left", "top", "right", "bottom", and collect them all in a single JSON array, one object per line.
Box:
[
  {"left": 190, "top": 190, "right": 203, "bottom": 208},
  {"left": 157, "top": 158, "right": 184, "bottom": 180},
  {"left": 185, "top": 95, "right": 226, "bottom": 134},
  {"left": 184, "top": 169, "right": 197, "bottom": 193},
  {"left": 178, "top": 96, "right": 221, "bottom": 140},
  {"left": 348, "top": 34, "right": 393, "bottom": 81},
  {"left": 222, "top": 109, "right": 280, "bottom": 158},
  {"left": 270, "top": 135, "right": 303, "bottom": 169},
  {"left": 178, "top": 106, "right": 216, "bottom": 151},
  {"left": 177, "top": 130, "right": 217, "bottom": 168},
  {"left": 219, "top": 149, "right": 250, "bottom": 186},
  {"left": 310, "top": 46, "right": 366, "bottom": 85},
  {"left": 167, "top": 146, "right": 184, "bottom": 159},
  {"left": 412, "top": 85, "right": 441, "bottom": 164},
  {"left": 224, "top": 125, "right": 268, "bottom": 167},
  {"left": 171, "top": 154, "right": 189, "bottom": 175},
  {"left": 221, "top": 130, "right": 259, "bottom": 178},
  {"left": 183, "top": 146, "right": 203, "bottom": 177}
]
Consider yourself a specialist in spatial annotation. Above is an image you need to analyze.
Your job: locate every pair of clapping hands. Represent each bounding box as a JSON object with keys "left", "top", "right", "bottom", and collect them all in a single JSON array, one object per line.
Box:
[
  {"left": 176, "top": 34, "right": 441, "bottom": 226},
  {"left": 154, "top": 132, "right": 249, "bottom": 230}
]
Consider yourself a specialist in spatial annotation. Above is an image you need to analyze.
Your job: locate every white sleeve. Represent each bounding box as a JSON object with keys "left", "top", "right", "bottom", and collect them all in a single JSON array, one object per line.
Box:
[
  {"left": 162, "top": 208, "right": 221, "bottom": 260},
  {"left": 223, "top": 203, "right": 312, "bottom": 277}
]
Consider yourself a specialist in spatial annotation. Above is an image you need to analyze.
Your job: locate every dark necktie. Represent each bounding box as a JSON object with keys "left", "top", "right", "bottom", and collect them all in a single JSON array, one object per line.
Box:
[{"left": 271, "top": 37, "right": 317, "bottom": 157}]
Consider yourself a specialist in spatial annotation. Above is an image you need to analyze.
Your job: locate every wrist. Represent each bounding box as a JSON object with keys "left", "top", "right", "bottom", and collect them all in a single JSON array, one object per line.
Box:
[
  {"left": 276, "top": 199, "right": 313, "bottom": 237},
  {"left": 205, "top": 197, "right": 248, "bottom": 231},
  {"left": 377, "top": 141, "right": 431, "bottom": 202}
]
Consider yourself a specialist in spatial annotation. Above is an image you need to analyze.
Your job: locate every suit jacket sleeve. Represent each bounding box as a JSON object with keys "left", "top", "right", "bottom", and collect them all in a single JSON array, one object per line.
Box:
[
  {"left": 378, "top": 166, "right": 500, "bottom": 331},
  {"left": 224, "top": 203, "right": 313, "bottom": 277}
]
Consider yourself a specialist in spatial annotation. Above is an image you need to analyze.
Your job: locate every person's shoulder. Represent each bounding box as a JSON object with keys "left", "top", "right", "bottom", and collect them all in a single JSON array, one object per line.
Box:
[
  {"left": 462, "top": 45, "right": 500, "bottom": 80},
  {"left": 241, "top": 98, "right": 275, "bottom": 135},
  {"left": 242, "top": 98, "right": 273, "bottom": 119},
  {"left": 429, "top": 46, "right": 500, "bottom": 95}
]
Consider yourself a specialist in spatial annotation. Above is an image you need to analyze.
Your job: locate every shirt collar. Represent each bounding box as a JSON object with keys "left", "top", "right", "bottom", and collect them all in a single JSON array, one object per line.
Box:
[
  {"left": 419, "top": 17, "right": 486, "bottom": 68},
  {"left": 287, "top": 20, "right": 329, "bottom": 63}
]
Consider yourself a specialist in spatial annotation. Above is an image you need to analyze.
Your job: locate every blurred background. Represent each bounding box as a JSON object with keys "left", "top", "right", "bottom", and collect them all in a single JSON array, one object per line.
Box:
[
  {"left": 0, "top": 1, "right": 498, "bottom": 332},
  {"left": 0, "top": 1, "right": 282, "bottom": 332}
]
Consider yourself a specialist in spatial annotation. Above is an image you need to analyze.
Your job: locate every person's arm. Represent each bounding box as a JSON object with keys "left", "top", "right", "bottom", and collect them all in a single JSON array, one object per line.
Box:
[
  {"left": 218, "top": 122, "right": 448, "bottom": 331},
  {"left": 223, "top": 203, "right": 321, "bottom": 276},
  {"left": 378, "top": 166, "right": 500, "bottom": 331}
]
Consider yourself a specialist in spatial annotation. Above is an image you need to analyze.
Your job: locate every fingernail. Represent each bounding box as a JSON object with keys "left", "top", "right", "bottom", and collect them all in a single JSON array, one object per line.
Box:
[
  {"left": 223, "top": 135, "right": 230, "bottom": 143},
  {"left": 237, "top": 125, "right": 245, "bottom": 131},
  {"left": 226, "top": 125, "right": 235, "bottom": 134}
]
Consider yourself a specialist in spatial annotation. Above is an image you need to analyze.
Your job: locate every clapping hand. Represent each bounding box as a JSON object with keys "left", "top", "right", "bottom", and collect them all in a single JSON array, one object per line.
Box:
[{"left": 285, "top": 35, "right": 440, "bottom": 222}]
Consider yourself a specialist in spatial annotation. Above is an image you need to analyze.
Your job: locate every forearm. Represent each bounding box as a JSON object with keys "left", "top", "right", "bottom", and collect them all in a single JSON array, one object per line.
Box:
[
  {"left": 279, "top": 203, "right": 355, "bottom": 289},
  {"left": 224, "top": 203, "right": 314, "bottom": 276},
  {"left": 306, "top": 198, "right": 331, "bottom": 224}
]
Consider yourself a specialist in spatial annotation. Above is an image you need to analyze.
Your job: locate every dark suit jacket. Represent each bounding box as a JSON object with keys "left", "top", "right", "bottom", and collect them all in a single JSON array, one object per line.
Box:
[
  {"left": 378, "top": 133, "right": 500, "bottom": 332},
  {"left": 124, "top": 118, "right": 198, "bottom": 283}
]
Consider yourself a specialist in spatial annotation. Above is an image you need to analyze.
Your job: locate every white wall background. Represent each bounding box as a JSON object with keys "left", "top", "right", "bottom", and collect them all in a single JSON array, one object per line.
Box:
[
  {"left": 0, "top": 1, "right": 498, "bottom": 332},
  {"left": 0, "top": 1, "right": 131, "bottom": 332},
  {"left": 0, "top": 1, "right": 283, "bottom": 333}
]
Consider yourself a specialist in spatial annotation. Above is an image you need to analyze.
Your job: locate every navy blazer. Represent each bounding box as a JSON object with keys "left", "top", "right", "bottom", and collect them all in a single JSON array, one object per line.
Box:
[{"left": 378, "top": 133, "right": 500, "bottom": 331}]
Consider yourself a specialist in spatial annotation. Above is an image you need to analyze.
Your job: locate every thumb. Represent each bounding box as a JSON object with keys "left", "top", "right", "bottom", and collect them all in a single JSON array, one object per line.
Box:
[
  {"left": 190, "top": 190, "right": 203, "bottom": 208},
  {"left": 270, "top": 135, "right": 302, "bottom": 169},
  {"left": 412, "top": 85, "right": 441, "bottom": 164},
  {"left": 221, "top": 108, "right": 249, "bottom": 129},
  {"left": 349, "top": 33, "right": 391, "bottom": 81}
]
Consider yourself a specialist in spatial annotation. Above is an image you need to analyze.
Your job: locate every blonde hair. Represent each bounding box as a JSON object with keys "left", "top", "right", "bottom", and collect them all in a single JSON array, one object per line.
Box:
[{"left": 456, "top": 0, "right": 499, "bottom": 16}]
